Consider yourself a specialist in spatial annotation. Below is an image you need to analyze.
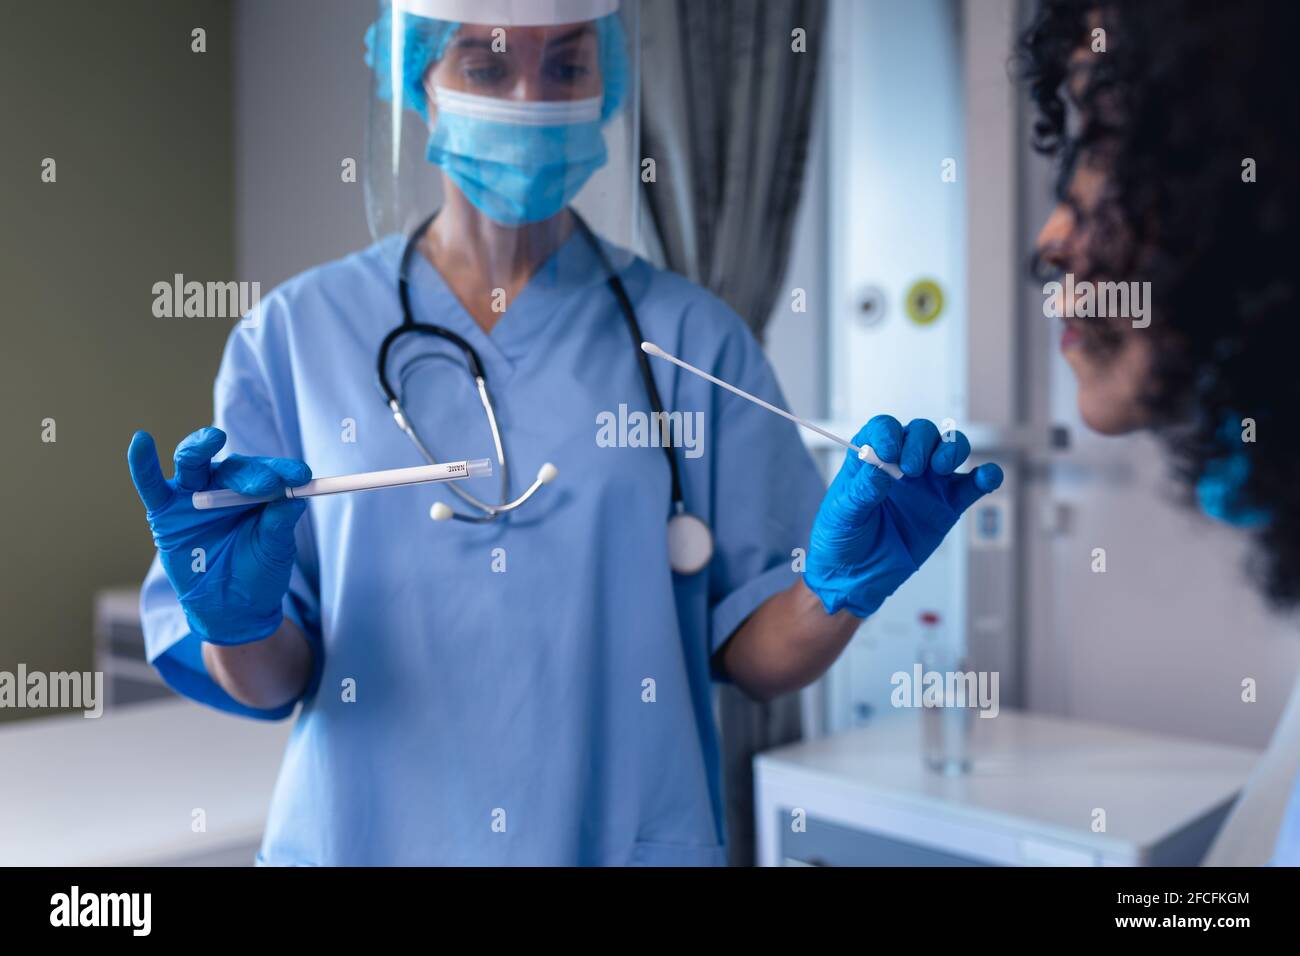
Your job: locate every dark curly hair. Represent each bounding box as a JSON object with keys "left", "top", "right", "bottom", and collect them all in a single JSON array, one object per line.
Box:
[{"left": 1019, "top": 0, "right": 1300, "bottom": 607}]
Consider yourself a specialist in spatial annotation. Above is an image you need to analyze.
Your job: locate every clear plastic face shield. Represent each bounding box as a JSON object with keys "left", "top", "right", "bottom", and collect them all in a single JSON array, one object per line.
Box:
[
  {"left": 363, "top": 0, "right": 640, "bottom": 281},
  {"left": 364, "top": 1, "right": 661, "bottom": 537}
]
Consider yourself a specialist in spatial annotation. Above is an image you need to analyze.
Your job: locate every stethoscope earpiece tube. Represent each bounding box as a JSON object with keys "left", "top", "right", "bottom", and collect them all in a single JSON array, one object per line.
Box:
[{"left": 570, "top": 214, "right": 687, "bottom": 516}]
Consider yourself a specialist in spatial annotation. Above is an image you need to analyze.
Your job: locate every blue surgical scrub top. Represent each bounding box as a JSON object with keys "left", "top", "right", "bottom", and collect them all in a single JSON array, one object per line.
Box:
[
  {"left": 1273, "top": 772, "right": 1300, "bottom": 865},
  {"left": 140, "top": 231, "right": 826, "bottom": 866}
]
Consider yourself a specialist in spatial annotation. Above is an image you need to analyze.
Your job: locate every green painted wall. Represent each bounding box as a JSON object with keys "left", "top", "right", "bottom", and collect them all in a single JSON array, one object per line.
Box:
[{"left": 0, "top": 1, "right": 235, "bottom": 719}]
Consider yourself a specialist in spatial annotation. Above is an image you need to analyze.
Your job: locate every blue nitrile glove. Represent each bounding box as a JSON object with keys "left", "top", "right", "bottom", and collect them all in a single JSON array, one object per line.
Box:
[
  {"left": 127, "top": 427, "right": 312, "bottom": 645},
  {"left": 805, "top": 415, "right": 1004, "bottom": 617}
]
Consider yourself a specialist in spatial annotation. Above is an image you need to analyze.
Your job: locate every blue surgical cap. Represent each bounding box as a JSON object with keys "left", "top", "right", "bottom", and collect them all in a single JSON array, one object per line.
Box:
[{"left": 364, "top": 9, "right": 629, "bottom": 122}]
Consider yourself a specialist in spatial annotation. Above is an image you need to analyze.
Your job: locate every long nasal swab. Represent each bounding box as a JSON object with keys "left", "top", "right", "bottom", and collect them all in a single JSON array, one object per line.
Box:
[
  {"left": 192, "top": 459, "right": 493, "bottom": 510},
  {"left": 639, "top": 342, "right": 905, "bottom": 480}
]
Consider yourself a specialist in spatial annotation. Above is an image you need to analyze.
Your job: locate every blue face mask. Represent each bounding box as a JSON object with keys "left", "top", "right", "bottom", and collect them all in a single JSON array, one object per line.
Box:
[
  {"left": 1196, "top": 417, "right": 1270, "bottom": 528},
  {"left": 425, "top": 87, "right": 608, "bottom": 227}
]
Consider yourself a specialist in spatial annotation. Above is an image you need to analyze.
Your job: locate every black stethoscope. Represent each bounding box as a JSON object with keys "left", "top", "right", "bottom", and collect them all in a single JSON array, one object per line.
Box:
[{"left": 375, "top": 211, "right": 715, "bottom": 575}]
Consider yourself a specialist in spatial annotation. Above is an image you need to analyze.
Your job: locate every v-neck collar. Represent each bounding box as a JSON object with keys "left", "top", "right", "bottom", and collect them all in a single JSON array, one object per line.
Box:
[{"left": 404, "top": 227, "right": 612, "bottom": 374}]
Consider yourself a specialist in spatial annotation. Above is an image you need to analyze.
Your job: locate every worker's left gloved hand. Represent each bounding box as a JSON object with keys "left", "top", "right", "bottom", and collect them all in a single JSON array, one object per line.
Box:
[{"left": 804, "top": 415, "right": 1004, "bottom": 618}]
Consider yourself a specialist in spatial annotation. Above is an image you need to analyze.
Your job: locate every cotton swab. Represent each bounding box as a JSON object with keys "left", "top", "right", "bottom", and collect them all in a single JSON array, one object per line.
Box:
[{"left": 640, "top": 342, "right": 905, "bottom": 480}]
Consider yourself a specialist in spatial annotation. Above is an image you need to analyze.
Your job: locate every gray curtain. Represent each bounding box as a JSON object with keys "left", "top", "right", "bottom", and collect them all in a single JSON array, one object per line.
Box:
[
  {"left": 639, "top": 0, "right": 828, "bottom": 865},
  {"left": 640, "top": 0, "right": 827, "bottom": 339}
]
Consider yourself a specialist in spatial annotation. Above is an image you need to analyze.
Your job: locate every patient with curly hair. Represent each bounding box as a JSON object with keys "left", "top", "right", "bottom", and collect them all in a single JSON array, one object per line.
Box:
[{"left": 1020, "top": 0, "right": 1300, "bottom": 865}]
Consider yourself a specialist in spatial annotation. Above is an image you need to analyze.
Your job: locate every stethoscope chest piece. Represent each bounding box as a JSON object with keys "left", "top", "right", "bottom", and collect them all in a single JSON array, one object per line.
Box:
[{"left": 668, "top": 511, "right": 714, "bottom": 576}]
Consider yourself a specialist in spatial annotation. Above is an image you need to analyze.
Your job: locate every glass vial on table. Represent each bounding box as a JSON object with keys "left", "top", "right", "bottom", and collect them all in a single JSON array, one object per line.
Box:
[{"left": 918, "top": 611, "right": 973, "bottom": 776}]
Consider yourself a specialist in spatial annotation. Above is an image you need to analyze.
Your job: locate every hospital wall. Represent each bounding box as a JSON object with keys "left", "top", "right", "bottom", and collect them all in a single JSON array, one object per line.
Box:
[
  {"left": 0, "top": 0, "right": 236, "bottom": 721},
  {"left": 233, "top": 0, "right": 374, "bottom": 291}
]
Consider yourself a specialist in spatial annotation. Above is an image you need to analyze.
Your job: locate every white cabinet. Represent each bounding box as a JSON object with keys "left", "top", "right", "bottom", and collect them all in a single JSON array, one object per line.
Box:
[{"left": 756, "top": 710, "right": 1258, "bottom": 866}]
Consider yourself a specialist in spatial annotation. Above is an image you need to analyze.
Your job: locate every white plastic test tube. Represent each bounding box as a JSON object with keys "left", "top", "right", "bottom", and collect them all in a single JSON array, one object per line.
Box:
[{"left": 192, "top": 459, "right": 493, "bottom": 511}]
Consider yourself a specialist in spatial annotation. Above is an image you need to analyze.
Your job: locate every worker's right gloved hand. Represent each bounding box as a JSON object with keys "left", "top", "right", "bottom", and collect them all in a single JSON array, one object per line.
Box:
[{"left": 127, "top": 427, "right": 312, "bottom": 645}]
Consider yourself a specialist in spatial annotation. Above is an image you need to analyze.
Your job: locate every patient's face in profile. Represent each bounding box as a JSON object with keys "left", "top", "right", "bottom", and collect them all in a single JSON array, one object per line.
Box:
[
  {"left": 1036, "top": 162, "right": 1154, "bottom": 436},
  {"left": 1034, "top": 26, "right": 1154, "bottom": 437}
]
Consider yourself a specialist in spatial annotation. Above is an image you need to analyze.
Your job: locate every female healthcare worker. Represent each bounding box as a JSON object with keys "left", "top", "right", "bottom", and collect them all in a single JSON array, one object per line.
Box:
[
  {"left": 126, "top": 0, "right": 1002, "bottom": 866},
  {"left": 1022, "top": 0, "right": 1300, "bottom": 864}
]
